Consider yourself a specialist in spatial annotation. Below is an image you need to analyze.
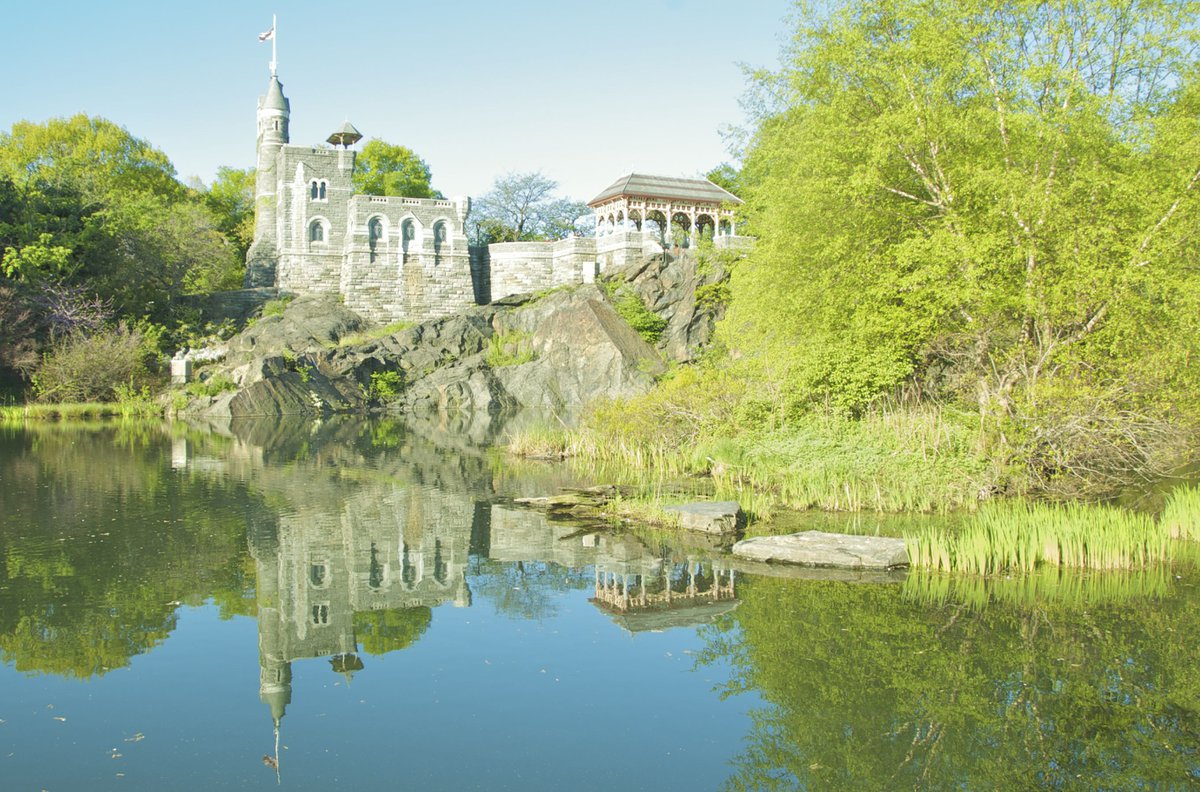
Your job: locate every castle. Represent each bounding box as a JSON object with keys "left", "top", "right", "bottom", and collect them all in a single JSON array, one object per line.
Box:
[{"left": 243, "top": 72, "right": 746, "bottom": 324}]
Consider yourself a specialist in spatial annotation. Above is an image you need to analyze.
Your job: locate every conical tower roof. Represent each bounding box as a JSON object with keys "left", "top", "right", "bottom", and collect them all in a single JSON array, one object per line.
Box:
[{"left": 263, "top": 76, "right": 290, "bottom": 112}]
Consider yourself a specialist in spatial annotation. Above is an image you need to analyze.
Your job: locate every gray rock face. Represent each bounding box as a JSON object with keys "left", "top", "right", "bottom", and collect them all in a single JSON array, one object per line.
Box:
[
  {"left": 493, "top": 286, "right": 665, "bottom": 415},
  {"left": 663, "top": 501, "right": 743, "bottom": 535},
  {"left": 184, "top": 283, "right": 665, "bottom": 421},
  {"left": 227, "top": 294, "right": 366, "bottom": 359},
  {"left": 605, "top": 252, "right": 731, "bottom": 363},
  {"left": 733, "top": 531, "right": 910, "bottom": 570}
]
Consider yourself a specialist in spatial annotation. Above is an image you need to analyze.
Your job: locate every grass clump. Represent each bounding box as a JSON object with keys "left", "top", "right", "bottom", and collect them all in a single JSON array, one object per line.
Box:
[
  {"left": 260, "top": 295, "right": 294, "bottom": 318},
  {"left": 553, "top": 365, "right": 989, "bottom": 513},
  {"left": 505, "top": 423, "right": 571, "bottom": 459},
  {"left": 1161, "top": 484, "right": 1200, "bottom": 541},
  {"left": 338, "top": 320, "right": 414, "bottom": 348},
  {"left": 0, "top": 400, "right": 163, "bottom": 422},
  {"left": 905, "top": 501, "right": 1171, "bottom": 574},
  {"left": 485, "top": 331, "right": 536, "bottom": 368}
]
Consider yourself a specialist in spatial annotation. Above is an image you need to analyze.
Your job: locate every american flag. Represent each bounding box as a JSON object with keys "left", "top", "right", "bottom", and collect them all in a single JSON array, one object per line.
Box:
[{"left": 258, "top": 26, "right": 274, "bottom": 42}]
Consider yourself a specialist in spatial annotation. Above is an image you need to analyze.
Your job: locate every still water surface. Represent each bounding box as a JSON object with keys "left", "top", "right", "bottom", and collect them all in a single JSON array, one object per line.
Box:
[{"left": 0, "top": 416, "right": 1197, "bottom": 790}]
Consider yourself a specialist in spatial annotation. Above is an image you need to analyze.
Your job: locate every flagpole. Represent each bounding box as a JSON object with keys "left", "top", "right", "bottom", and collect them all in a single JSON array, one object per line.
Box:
[{"left": 270, "top": 14, "right": 277, "bottom": 76}]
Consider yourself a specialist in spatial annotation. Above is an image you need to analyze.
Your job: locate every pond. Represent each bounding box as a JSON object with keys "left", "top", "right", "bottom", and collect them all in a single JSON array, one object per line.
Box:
[{"left": 0, "top": 416, "right": 1197, "bottom": 790}]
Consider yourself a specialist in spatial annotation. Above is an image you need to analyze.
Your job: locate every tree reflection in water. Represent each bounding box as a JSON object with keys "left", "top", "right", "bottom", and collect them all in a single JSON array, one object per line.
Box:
[{"left": 698, "top": 570, "right": 1200, "bottom": 790}]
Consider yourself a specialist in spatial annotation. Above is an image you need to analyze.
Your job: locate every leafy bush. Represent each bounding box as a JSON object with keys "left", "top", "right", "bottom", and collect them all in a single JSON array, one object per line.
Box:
[
  {"left": 612, "top": 290, "right": 667, "bottom": 344},
  {"left": 368, "top": 370, "right": 404, "bottom": 402},
  {"left": 694, "top": 281, "right": 731, "bottom": 309},
  {"left": 32, "top": 323, "right": 159, "bottom": 403},
  {"left": 184, "top": 374, "right": 237, "bottom": 398}
]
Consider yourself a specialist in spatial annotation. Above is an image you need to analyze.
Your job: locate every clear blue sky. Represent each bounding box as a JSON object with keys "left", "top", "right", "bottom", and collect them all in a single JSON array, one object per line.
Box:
[{"left": 1, "top": 0, "right": 791, "bottom": 201}]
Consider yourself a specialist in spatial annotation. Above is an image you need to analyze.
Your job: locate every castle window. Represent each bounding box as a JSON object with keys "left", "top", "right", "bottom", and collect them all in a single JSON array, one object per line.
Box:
[
  {"left": 401, "top": 219, "right": 417, "bottom": 264},
  {"left": 311, "top": 603, "right": 329, "bottom": 625},
  {"left": 368, "top": 217, "right": 384, "bottom": 243},
  {"left": 310, "top": 180, "right": 328, "bottom": 201},
  {"left": 309, "top": 563, "right": 328, "bottom": 588},
  {"left": 309, "top": 220, "right": 325, "bottom": 244},
  {"left": 311, "top": 181, "right": 318, "bottom": 200},
  {"left": 319, "top": 182, "right": 326, "bottom": 200}
]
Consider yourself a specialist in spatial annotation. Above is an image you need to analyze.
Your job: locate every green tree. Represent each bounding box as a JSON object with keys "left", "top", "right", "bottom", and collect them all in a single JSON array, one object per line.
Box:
[
  {"left": 469, "top": 171, "right": 587, "bottom": 244},
  {"left": 0, "top": 114, "right": 184, "bottom": 205},
  {"left": 720, "top": 0, "right": 1200, "bottom": 480},
  {"left": 201, "top": 166, "right": 256, "bottom": 260},
  {"left": 0, "top": 115, "right": 242, "bottom": 378},
  {"left": 352, "top": 139, "right": 439, "bottom": 198}
]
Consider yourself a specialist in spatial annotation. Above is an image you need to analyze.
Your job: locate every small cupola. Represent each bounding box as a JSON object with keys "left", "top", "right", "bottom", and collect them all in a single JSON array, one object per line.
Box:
[{"left": 327, "top": 121, "right": 362, "bottom": 148}]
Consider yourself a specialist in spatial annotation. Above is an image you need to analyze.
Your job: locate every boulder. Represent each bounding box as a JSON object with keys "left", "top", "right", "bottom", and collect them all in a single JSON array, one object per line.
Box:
[
  {"left": 733, "top": 531, "right": 909, "bottom": 570},
  {"left": 663, "top": 501, "right": 743, "bottom": 535},
  {"left": 227, "top": 294, "right": 366, "bottom": 359},
  {"left": 492, "top": 285, "right": 665, "bottom": 416}
]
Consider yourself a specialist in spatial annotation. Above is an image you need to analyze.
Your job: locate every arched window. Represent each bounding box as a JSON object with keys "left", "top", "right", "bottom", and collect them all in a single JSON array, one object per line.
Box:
[
  {"left": 319, "top": 182, "right": 326, "bottom": 200},
  {"left": 310, "top": 181, "right": 318, "bottom": 200},
  {"left": 311, "top": 603, "right": 329, "bottom": 625},
  {"left": 368, "top": 217, "right": 384, "bottom": 244},
  {"left": 401, "top": 219, "right": 417, "bottom": 264},
  {"left": 309, "top": 220, "right": 325, "bottom": 243},
  {"left": 309, "top": 563, "right": 328, "bottom": 588},
  {"left": 432, "top": 221, "right": 448, "bottom": 263}
]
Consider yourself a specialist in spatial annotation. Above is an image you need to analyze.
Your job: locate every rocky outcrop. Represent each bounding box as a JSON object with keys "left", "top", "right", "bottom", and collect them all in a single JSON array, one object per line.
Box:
[
  {"left": 603, "top": 251, "right": 732, "bottom": 363},
  {"left": 182, "top": 284, "right": 666, "bottom": 421}
]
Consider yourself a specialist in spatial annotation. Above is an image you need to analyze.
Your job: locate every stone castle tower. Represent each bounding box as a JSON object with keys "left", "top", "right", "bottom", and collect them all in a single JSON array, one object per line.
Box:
[
  {"left": 244, "top": 75, "right": 290, "bottom": 288},
  {"left": 239, "top": 68, "right": 745, "bottom": 324},
  {"left": 242, "top": 72, "right": 476, "bottom": 323}
]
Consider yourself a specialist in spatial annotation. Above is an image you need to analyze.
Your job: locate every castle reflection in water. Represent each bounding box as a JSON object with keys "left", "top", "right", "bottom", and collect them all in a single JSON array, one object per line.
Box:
[{"left": 212, "top": 418, "right": 738, "bottom": 732}]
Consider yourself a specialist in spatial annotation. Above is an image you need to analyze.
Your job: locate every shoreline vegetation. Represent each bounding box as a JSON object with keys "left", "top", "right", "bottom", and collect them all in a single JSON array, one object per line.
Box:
[{"left": 0, "top": 399, "right": 164, "bottom": 423}]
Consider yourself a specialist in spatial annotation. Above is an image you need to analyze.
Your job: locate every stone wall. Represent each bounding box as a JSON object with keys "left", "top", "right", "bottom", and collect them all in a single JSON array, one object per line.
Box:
[
  {"left": 482, "top": 237, "right": 596, "bottom": 301},
  {"left": 338, "top": 195, "right": 474, "bottom": 323},
  {"left": 274, "top": 145, "right": 356, "bottom": 298},
  {"left": 192, "top": 287, "right": 281, "bottom": 324}
]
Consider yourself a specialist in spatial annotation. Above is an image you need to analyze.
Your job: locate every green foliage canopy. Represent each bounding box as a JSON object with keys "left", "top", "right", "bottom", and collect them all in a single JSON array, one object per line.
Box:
[
  {"left": 352, "top": 139, "right": 439, "bottom": 198},
  {"left": 201, "top": 165, "right": 256, "bottom": 261},
  {"left": 726, "top": 0, "right": 1200, "bottom": 435},
  {"left": 0, "top": 115, "right": 242, "bottom": 319}
]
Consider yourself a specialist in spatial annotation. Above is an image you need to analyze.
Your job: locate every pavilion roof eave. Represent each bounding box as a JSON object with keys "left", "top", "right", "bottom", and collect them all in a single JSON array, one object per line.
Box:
[{"left": 587, "top": 172, "right": 743, "bottom": 208}]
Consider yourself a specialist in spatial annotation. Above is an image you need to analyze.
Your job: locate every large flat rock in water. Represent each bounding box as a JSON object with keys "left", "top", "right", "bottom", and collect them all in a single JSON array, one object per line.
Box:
[
  {"left": 733, "top": 531, "right": 909, "bottom": 570},
  {"left": 663, "top": 501, "right": 742, "bottom": 535}
]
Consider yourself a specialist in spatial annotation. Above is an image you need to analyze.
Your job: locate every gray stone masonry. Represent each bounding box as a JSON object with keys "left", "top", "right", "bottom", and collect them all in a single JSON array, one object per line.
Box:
[{"left": 245, "top": 72, "right": 751, "bottom": 322}]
